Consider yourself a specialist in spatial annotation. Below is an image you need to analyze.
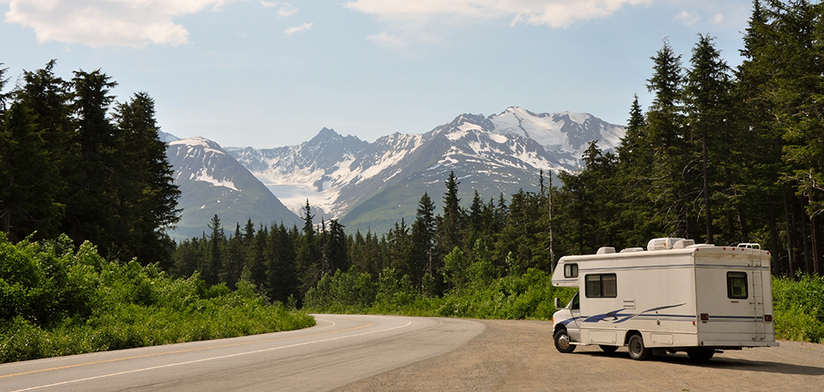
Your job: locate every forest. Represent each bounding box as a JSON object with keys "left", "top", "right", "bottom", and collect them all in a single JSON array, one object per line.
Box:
[{"left": 2, "top": 0, "right": 824, "bottom": 360}]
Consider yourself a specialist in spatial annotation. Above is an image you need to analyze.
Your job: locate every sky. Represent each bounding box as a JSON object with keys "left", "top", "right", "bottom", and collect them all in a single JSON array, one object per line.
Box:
[{"left": 1, "top": 0, "right": 755, "bottom": 148}]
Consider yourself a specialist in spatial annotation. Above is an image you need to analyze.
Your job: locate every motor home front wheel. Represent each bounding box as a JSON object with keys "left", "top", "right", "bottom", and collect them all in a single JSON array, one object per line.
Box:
[{"left": 553, "top": 329, "right": 576, "bottom": 353}]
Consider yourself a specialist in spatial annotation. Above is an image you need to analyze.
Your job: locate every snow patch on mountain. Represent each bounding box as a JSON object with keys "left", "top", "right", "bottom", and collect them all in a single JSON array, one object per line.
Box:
[
  {"left": 191, "top": 169, "right": 239, "bottom": 191},
  {"left": 488, "top": 107, "right": 625, "bottom": 165}
]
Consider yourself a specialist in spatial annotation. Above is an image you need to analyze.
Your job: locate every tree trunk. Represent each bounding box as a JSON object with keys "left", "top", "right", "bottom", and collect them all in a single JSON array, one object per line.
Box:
[
  {"left": 797, "top": 197, "right": 811, "bottom": 274},
  {"left": 702, "top": 132, "right": 713, "bottom": 244},
  {"left": 738, "top": 205, "right": 749, "bottom": 243},
  {"left": 768, "top": 208, "right": 781, "bottom": 276},
  {"left": 811, "top": 212, "right": 822, "bottom": 275},
  {"left": 784, "top": 191, "right": 794, "bottom": 277}
]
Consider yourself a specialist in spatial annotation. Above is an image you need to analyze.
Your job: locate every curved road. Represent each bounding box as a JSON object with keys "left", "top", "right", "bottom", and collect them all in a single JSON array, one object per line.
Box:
[{"left": 0, "top": 315, "right": 485, "bottom": 392}]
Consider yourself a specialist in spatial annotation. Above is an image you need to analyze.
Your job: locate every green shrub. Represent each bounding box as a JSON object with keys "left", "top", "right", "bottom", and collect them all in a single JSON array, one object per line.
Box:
[
  {"left": 772, "top": 274, "right": 824, "bottom": 343},
  {"left": 0, "top": 234, "right": 315, "bottom": 363}
]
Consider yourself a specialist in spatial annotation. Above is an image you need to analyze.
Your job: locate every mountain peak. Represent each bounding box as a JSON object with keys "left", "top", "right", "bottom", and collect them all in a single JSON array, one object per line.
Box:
[
  {"left": 170, "top": 136, "right": 226, "bottom": 152},
  {"left": 554, "top": 111, "right": 592, "bottom": 125}
]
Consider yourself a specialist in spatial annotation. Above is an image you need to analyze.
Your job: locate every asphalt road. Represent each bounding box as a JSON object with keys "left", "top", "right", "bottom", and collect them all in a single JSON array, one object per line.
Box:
[{"left": 0, "top": 315, "right": 484, "bottom": 392}]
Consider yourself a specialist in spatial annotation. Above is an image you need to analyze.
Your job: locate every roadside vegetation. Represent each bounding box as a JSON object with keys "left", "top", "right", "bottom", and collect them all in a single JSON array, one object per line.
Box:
[
  {"left": 0, "top": 234, "right": 314, "bottom": 364},
  {"left": 772, "top": 274, "right": 824, "bottom": 343}
]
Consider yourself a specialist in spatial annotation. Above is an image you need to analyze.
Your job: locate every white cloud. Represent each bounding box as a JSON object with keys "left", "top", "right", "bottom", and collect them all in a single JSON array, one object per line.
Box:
[
  {"left": 284, "top": 22, "right": 312, "bottom": 36},
  {"left": 260, "top": 1, "right": 297, "bottom": 17},
  {"left": 674, "top": 10, "right": 700, "bottom": 25},
  {"left": 367, "top": 32, "right": 409, "bottom": 51},
  {"left": 4, "top": 0, "right": 237, "bottom": 48},
  {"left": 344, "top": 0, "right": 653, "bottom": 28},
  {"left": 712, "top": 13, "right": 724, "bottom": 24}
]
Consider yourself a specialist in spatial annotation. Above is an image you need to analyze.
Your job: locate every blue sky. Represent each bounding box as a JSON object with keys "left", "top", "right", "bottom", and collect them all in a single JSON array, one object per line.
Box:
[{"left": 1, "top": 0, "right": 754, "bottom": 148}]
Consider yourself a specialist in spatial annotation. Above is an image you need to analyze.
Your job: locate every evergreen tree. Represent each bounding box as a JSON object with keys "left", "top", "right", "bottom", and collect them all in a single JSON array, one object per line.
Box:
[
  {"left": 63, "top": 69, "right": 121, "bottom": 256},
  {"left": 205, "top": 214, "right": 223, "bottom": 285},
  {"left": 645, "top": 40, "right": 690, "bottom": 237},
  {"left": 437, "top": 171, "right": 463, "bottom": 262},
  {"left": 267, "top": 223, "right": 298, "bottom": 303},
  {"left": 684, "top": 34, "right": 734, "bottom": 244},
  {"left": 112, "top": 92, "right": 180, "bottom": 266},
  {"left": 326, "top": 219, "right": 349, "bottom": 273},
  {"left": 296, "top": 201, "right": 320, "bottom": 294},
  {"left": 410, "top": 192, "right": 436, "bottom": 289},
  {"left": 0, "top": 102, "right": 61, "bottom": 241}
]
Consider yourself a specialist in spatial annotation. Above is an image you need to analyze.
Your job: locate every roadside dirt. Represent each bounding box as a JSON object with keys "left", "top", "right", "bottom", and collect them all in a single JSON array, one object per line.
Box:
[{"left": 336, "top": 319, "right": 824, "bottom": 391}]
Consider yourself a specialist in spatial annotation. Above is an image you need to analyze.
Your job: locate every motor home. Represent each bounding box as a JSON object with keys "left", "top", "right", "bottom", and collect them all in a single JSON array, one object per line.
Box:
[{"left": 551, "top": 238, "right": 777, "bottom": 360}]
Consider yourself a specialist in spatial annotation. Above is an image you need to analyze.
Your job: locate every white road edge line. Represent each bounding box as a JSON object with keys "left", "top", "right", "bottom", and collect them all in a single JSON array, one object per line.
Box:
[{"left": 10, "top": 320, "right": 413, "bottom": 392}]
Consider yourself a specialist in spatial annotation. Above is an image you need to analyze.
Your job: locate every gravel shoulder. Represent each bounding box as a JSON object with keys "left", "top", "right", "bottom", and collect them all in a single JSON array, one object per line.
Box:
[{"left": 336, "top": 319, "right": 824, "bottom": 391}]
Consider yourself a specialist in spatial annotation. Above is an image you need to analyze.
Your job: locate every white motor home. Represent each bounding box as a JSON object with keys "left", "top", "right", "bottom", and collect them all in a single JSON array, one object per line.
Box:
[{"left": 551, "top": 238, "right": 777, "bottom": 360}]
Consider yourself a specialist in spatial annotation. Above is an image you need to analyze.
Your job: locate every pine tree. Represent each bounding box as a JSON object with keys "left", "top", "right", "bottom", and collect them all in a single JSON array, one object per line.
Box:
[
  {"left": 684, "top": 34, "right": 734, "bottom": 244},
  {"left": 437, "top": 171, "right": 463, "bottom": 259},
  {"left": 0, "top": 102, "right": 61, "bottom": 241},
  {"left": 112, "top": 92, "right": 180, "bottom": 265},
  {"left": 64, "top": 69, "right": 120, "bottom": 256},
  {"left": 205, "top": 214, "right": 223, "bottom": 285},
  {"left": 410, "top": 192, "right": 436, "bottom": 289},
  {"left": 645, "top": 40, "right": 690, "bottom": 237}
]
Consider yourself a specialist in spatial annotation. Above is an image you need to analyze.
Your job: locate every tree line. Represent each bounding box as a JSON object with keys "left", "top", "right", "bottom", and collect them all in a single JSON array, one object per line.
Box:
[
  {"left": 0, "top": 60, "right": 180, "bottom": 266},
  {"left": 171, "top": 171, "right": 546, "bottom": 304}
]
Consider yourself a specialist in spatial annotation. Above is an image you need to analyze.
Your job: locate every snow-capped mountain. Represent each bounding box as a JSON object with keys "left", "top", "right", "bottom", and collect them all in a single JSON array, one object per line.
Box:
[
  {"left": 488, "top": 107, "right": 625, "bottom": 168},
  {"left": 166, "top": 137, "right": 300, "bottom": 239},
  {"left": 226, "top": 107, "right": 625, "bottom": 234}
]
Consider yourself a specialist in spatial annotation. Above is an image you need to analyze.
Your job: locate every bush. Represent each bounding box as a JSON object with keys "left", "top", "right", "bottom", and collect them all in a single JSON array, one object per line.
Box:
[
  {"left": 0, "top": 234, "right": 315, "bottom": 363},
  {"left": 772, "top": 274, "right": 824, "bottom": 343},
  {"left": 304, "top": 267, "right": 575, "bottom": 321}
]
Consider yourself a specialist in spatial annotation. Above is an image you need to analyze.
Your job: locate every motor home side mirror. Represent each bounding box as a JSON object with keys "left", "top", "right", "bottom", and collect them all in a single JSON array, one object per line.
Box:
[{"left": 554, "top": 297, "right": 561, "bottom": 309}]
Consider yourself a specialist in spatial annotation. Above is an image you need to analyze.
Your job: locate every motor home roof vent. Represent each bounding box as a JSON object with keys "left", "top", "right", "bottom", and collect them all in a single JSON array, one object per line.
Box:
[
  {"left": 596, "top": 246, "right": 616, "bottom": 255},
  {"left": 647, "top": 237, "right": 686, "bottom": 251},
  {"left": 620, "top": 247, "right": 645, "bottom": 253},
  {"left": 672, "top": 239, "right": 696, "bottom": 249},
  {"left": 737, "top": 243, "right": 761, "bottom": 249}
]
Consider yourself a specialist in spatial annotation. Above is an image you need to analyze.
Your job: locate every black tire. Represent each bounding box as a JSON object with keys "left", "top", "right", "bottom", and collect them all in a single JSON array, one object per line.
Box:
[
  {"left": 554, "top": 329, "right": 576, "bottom": 353},
  {"left": 599, "top": 345, "right": 619, "bottom": 353},
  {"left": 687, "top": 349, "right": 715, "bottom": 361},
  {"left": 627, "top": 334, "right": 651, "bottom": 360}
]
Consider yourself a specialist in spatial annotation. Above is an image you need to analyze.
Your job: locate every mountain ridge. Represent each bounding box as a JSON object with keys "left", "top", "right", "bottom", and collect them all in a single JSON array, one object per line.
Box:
[{"left": 223, "top": 107, "right": 625, "bottom": 234}]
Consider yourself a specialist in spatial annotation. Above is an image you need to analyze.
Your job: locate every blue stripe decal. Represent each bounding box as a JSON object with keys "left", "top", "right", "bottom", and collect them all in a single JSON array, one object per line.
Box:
[
  {"left": 581, "top": 264, "right": 694, "bottom": 272},
  {"left": 580, "top": 303, "right": 689, "bottom": 325}
]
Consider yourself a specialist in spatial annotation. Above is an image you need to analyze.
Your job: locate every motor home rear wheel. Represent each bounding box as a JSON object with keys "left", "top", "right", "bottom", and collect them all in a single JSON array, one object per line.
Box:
[
  {"left": 554, "top": 329, "right": 576, "bottom": 353},
  {"left": 627, "top": 334, "right": 651, "bottom": 360}
]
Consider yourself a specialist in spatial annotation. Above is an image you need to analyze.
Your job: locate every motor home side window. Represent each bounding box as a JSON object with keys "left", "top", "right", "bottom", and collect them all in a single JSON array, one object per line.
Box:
[
  {"left": 727, "top": 272, "right": 748, "bottom": 299},
  {"left": 585, "top": 274, "right": 617, "bottom": 298},
  {"left": 564, "top": 263, "right": 578, "bottom": 278}
]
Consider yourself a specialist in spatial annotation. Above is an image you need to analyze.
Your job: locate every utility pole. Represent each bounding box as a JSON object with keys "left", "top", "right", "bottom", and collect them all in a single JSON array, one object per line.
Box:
[{"left": 549, "top": 170, "right": 556, "bottom": 273}]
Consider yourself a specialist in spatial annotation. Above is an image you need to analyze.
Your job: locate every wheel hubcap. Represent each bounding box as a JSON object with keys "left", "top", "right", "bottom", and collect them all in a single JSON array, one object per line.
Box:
[{"left": 558, "top": 334, "right": 570, "bottom": 349}]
